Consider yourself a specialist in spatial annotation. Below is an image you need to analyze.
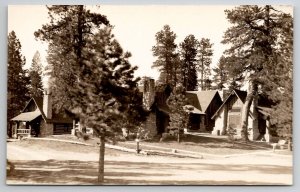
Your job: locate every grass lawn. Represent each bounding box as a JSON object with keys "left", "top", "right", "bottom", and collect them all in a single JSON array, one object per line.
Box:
[
  {"left": 43, "top": 134, "right": 291, "bottom": 156},
  {"left": 117, "top": 134, "right": 274, "bottom": 156},
  {"left": 9, "top": 139, "right": 129, "bottom": 156}
]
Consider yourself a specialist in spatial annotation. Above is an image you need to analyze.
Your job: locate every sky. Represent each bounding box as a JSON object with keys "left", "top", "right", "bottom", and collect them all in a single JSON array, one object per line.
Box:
[{"left": 8, "top": 5, "right": 293, "bottom": 85}]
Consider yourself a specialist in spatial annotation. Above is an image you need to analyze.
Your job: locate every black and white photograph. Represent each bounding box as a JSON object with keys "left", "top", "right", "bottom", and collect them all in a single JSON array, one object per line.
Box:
[{"left": 6, "top": 4, "right": 293, "bottom": 185}]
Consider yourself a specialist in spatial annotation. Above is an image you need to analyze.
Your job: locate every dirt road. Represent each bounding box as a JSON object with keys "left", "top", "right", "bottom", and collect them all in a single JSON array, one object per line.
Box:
[{"left": 7, "top": 141, "right": 293, "bottom": 185}]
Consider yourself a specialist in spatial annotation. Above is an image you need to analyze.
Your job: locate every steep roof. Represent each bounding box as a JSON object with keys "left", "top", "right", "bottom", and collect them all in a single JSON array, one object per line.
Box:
[
  {"left": 211, "top": 89, "right": 273, "bottom": 119},
  {"left": 11, "top": 110, "right": 41, "bottom": 122},
  {"left": 20, "top": 97, "right": 47, "bottom": 122},
  {"left": 12, "top": 96, "right": 72, "bottom": 124},
  {"left": 186, "top": 90, "right": 220, "bottom": 113},
  {"left": 234, "top": 89, "right": 247, "bottom": 103},
  {"left": 211, "top": 89, "right": 246, "bottom": 119}
]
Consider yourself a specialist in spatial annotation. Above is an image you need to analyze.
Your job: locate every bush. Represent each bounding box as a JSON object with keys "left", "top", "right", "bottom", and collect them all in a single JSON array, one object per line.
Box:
[
  {"left": 227, "top": 126, "right": 237, "bottom": 147},
  {"left": 160, "top": 133, "right": 176, "bottom": 142}
]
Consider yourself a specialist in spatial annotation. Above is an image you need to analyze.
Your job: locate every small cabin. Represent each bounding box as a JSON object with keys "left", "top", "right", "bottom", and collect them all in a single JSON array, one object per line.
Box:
[
  {"left": 211, "top": 89, "right": 273, "bottom": 141},
  {"left": 10, "top": 92, "right": 73, "bottom": 138},
  {"left": 186, "top": 90, "right": 223, "bottom": 132}
]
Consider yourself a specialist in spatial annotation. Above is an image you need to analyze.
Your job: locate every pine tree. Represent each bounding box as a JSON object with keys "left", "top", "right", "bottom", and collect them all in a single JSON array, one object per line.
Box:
[
  {"left": 198, "top": 38, "right": 213, "bottom": 90},
  {"left": 152, "top": 25, "right": 179, "bottom": 87},
  {"left": 35, "top": 5, "right": 141, "bottom": 183},
  {"left": 167, "top": 84, "right": 189, "bottom": 143},
  {"left": 35, "top": 6, "right": 146, "bottom": 183},
  {"left": 35, "top": 5, "right": 109, "bottom": 111},
  {"left": 222, "top": 5, "right": 293, "bottom": 141},
  {"left": 75, "top": 27, "right": 142, "bottom": 182},
  {"left": 7, "top": 31, "right": 29, "bottom": 136},
  {"left": 261, "top": 11, "right": 293, "bottom": 149},
  {"left": 29, "top": 51, "right": 44, "bottom": 97},
  {"left": 179, "top": 34, "right": 198, "bottom": 91},
  {"left": 212, "top": 56, "right": 229, "bottom": 90}
]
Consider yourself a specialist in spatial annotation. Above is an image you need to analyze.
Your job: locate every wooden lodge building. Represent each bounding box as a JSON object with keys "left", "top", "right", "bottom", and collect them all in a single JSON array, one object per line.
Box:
[
  {"left": 186, "top": 90, "right": 223, "bottom": 132},
  {"left": 10, "top": 91, "right": 73, "bottom": 138},
  {"left": 211, "top": 89, "right": 273, "bottom": 142},
  {"left": 141, "top": 78, "right": 223, "bottom": 137}
]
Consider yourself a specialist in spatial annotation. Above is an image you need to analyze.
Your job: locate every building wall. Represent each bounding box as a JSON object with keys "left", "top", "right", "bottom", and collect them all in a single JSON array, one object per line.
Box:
[
  {"left": 142, "top": 112, "right": 157, "bottom": 138},
  {"left": 212, "top": 108, "right": 224, "bottom": 135},
  {"left": 40, "top": 120, "right": 53, "bottom": 137},
  {"left": 199, "top": 115, "right": 207, "bottom": 132}
]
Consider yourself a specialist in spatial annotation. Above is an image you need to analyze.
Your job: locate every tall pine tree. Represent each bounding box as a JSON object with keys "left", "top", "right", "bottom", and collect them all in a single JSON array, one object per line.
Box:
[
  {"left": 35, "top": 5, "right": 109, "bottom": 111},
  {"left": 212, "top": 56, "right": 229, "bottom": 90},
  {"left": 76, "top": 28, "right": 142, "bottom": 182},
  {"left": 7, "top": 31, "right": 29, "bottom": 136},
  {"left": 35, "top": 5, "right": 145, "bottom": 183},
  {"left": 262, "top": 10, "right": 293, "bottom": 148},
  {"left": 29, "top": 51, "right": 44, "bottom": 97},
  {"left": 179, "top": 34, "right": 198, "bottom": 91},
  {"left": 152, "top": 25, "right": 179, "bottom": 87},
  {"left": 222, "top": 5, "right": 293, "bottom": 141},
  {"left": 198, "top": 38, "right": 213, "bottom": 90}
]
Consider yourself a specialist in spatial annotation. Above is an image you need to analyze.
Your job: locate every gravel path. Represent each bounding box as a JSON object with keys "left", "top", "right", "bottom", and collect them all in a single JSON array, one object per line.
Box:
[{"left": 6, "top": 141, "right": 293, "bottom": 185}]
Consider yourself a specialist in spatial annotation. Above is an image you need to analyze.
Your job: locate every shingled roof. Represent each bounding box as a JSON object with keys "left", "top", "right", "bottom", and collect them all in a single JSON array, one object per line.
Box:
[
  {"left": 11, "top": 96, "right": 72, "bottom": 124},
  {"left": 186, "top": 90, "right": 220, "bottom": 114},
  {"left": 211, "top": 89, "right": 273, "bottom": 119}
]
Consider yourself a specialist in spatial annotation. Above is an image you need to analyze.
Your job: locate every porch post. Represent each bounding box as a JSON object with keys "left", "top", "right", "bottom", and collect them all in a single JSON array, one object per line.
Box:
[
  {"left": 14, "top": 122, "right": 19, "bottom": 139},
  {"left": 71, "top": 119, "right": 76, "bottom": 135},
  {"left": 265, "top": 120, "right": 270, "bottom": 143},
  {"left": 28, "top": 124, "right": 32, "bottom": 138}
]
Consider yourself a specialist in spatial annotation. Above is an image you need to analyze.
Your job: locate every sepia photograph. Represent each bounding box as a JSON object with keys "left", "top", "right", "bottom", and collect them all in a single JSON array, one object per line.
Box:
[{"left": 6, "top": 4, "right": 293, "bottom": 185}]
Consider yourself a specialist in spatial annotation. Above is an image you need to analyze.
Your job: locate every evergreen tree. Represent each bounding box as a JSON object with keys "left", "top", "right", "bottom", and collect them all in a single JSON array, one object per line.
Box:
[
  {"left": 203, "top": 78, "right": 212, "bottom": 91},
  {"left": 212, "top": 56, "right": 229, "bottom": 90},
  {"left": 36, "top": 5, "right": 135, "bottom": 183},
  {"left": 35, "top": 6, "right": 146, "bottom": 183},
  {"left": 167, "top": 84, "right": 189, "bottom": 143},
  {"left": 179, "top": 34, "right": 198, "bottom": 91},
  {"left": 152, "top": 25, "right": 179, "bottom": 87},
  {"left": 7, "top": 31, "right": 29, "bottom": 136},
  {"left": 198, "top": 38, "right": 213, "bottom": 90},
  {"left": 222, "top": 5, "right": 293, "bottom": 141},
  {"left": 35, "top": 5, "right": 109, "bottom": 111},
  {"left": 75, "top": 28, "right": 142, "bottom": 182},
  {"left": 262, "top": 11, "right": 293, "bottom": 148},
  {"left": 29, "top": 51, "right": 44, "bottom": 97}
]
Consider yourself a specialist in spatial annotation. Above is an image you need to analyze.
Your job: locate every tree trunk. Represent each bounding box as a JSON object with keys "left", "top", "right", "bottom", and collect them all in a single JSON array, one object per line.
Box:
[
  {"left": 241, "top": 81, "right": 257, "bottom": 142},
  {"left": 201, "top": 58, "right": 204, "bottom": 90},
  {"left": 177, "top": 127, "right": 180, "bottom": 143},
  {"left": 288, "top": 139, "right": 292, "bottom": 151},
  {"left": 97, "top": 134, "right": 105, "bottom": 184}
]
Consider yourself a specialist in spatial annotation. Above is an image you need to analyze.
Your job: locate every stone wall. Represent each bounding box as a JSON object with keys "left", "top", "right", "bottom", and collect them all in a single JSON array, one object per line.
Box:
[
  {"left": 142, "top": 78, "right": 155, "bottom": 110},
  {"left": 142, "top": 112, "right": 157, "bottom": 138},
  {"left": 40, "top": 120, "right": 53, "bottom": 137}
]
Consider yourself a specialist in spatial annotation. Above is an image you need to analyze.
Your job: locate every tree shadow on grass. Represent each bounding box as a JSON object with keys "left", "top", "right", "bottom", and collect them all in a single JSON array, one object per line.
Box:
[
  {"left": 146, "top": 134, "right": 272, "bottom": 151},
  {"left": 7, "top": 159, "right": 292, "bottom": 185}
]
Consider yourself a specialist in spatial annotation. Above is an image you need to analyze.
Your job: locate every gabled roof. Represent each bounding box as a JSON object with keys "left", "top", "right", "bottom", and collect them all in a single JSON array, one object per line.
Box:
[
  {"left": 11, "top": 110, "right": 41, "bottom": 122},
  {"left": 186, "top": 90, "right": 220, "bottom": 114},
  {"left": 211, "top": 89, "right": 274, "bottom": 119},
  {"left": 211, "top": 89, "right": 247, "bottom": 119},
  {"left": 12, "top": 96, "right": 72, "bottom": 124},
  {"left": 234, "top": 89, "right": 247, "bottom": 103},
  {"left": 19, "top": 97, "right": 48, "bottom": 122}
]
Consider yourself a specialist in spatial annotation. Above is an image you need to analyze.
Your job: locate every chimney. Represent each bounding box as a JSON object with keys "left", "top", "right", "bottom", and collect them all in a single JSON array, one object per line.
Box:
[
  {"left": 43, "top": 89, "right": 52, "bottom": 119},
  {"left": 143, "top": 78, "right": 155, "bottom": 110}
]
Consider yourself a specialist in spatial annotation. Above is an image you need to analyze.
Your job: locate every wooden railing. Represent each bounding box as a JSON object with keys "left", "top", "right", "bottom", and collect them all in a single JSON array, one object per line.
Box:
[{"left": 17, "top": 129, "right": 31, "bottom": 137}]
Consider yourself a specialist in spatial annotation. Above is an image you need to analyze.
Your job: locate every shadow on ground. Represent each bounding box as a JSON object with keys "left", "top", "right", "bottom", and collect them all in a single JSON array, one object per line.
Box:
[{"left": 7, "top": 159, "right": 291, "bottom": 185}]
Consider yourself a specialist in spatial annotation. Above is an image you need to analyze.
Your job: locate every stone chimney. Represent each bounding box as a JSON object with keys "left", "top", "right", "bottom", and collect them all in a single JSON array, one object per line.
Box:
[
  {"left": 43, "top": 89, "right": 52, "bottom": 119},
  {"left": 143, "top": 78, "right": 155, "bottom": 110}
]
